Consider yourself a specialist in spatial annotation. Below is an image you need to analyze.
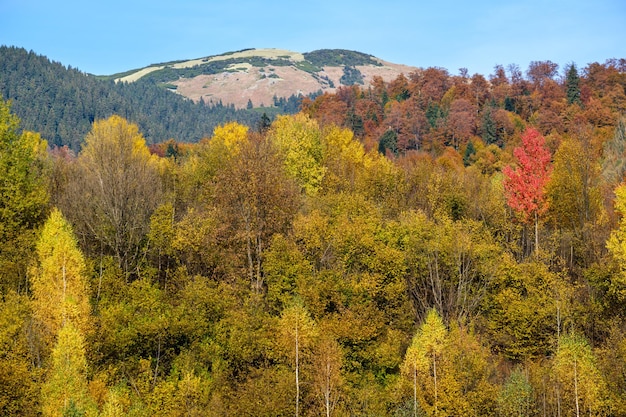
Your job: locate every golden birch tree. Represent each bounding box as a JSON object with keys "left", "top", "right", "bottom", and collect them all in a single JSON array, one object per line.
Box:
[
  {"left": 553, "top": 333, "right": 606, "bottom": 417},
  {"left": 401, "top": 308, "right": 447, "bottom": 417},
  {"left": 278, "top": 301, "right": 317, "bottom": 417}
]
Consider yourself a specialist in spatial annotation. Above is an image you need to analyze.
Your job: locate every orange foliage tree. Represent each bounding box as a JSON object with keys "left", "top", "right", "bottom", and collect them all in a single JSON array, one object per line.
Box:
[{"left": 503, "top": 127, "right": 552, "bottom": 253}]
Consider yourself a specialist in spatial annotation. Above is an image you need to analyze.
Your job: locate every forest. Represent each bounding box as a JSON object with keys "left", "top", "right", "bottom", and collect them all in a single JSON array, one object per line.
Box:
[{"left": 1, "top": 55, "right": 626, "bottom": 417}]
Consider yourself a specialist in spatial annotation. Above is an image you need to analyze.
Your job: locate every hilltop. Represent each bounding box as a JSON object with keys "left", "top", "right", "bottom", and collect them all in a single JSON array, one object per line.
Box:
[{"left": 111, "top": 48, "right": 418, "bottom": 108}]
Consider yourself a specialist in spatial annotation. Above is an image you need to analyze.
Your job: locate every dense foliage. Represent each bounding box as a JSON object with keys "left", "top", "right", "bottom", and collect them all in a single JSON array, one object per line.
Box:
[
  {"left": 303, "top": 49, "right": 382, "bottom": 67},
  {"left": 1, "top": 53, "right": 626, "bottom": 416}
]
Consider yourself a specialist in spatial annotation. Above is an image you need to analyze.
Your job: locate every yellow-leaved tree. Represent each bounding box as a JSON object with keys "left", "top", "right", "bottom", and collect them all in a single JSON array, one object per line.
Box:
[
  {"left": 211, "top": 121, "right": 248, "bottom": 155},
  {"left": 41, "top": 321, "right": 95, "bottom": 417},
  {"left": 546, "top": 132, "right": 603, "bottom": 266},
  {"left": 59, "top": 115, "right": 163, "bottom": 275},
  {"left": 278, "top": 301, "right": 318, "bottom": 417},
  {"left": 31, "top": 208, "right": 91, "bottom": 348},
  {"left": 401, "top": 309, "right": 497, "bottom": 416},
  {"left": 605, "top": 183, "right": 626, "bottom": 303},
  {"left": 401, "top": 308, "right": 447, "bottom": 417},
  {"left": 321, "top": 125, "right": 366, "bottom": 191},
  {"left": 553, "top": 332, "right": 607, "bottom": 417},
  {"left": 312, "top": 332, "right": 343, "bottom": 417},
  {"left": 268, "top": 114, "right": 326, "bottom": 195}
]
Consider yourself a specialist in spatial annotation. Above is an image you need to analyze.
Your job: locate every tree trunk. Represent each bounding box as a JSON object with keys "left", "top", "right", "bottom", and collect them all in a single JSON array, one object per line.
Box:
[
  {"left": 574, "top": 358, "right": 580, "bottom": 417},
  {"left": 433, "top": 354, "right": 438, "bottom": 416},
  {"left": 413, "top": 365, "right": 418, "bottom": 417},
  {"left": 295, "top": 319, "right": 300, "bottom": 417},
  {"left": 325, "top": 360, "right": 331, "bottom": 417},
  {"left": 62, "top": 263, "right": 67, "bottom": 325},
  {"left": 535, "top": 211, "right": 539, "bottom": 253}
]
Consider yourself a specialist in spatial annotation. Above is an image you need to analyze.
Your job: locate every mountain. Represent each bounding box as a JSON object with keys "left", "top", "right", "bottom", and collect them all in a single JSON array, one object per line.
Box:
[
  {"left": 0, "top": 46, "right": 286, "bottom": 150},
  {"left": 0, "top": 46, "right": 417, "bottom": 148},
  {"left": 109, "top": 48, "right": 418, "bottom": 109}
]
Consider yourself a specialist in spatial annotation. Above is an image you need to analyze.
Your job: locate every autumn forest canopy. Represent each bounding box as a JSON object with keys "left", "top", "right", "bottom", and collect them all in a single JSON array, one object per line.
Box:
[{"left": 2, "top": 48, "right": 626, "bottom": 416}]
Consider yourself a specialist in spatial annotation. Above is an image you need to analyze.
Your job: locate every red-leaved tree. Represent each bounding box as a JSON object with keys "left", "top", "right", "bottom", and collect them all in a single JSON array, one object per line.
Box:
[{"left": 503, "top": 127, "right": 552, "bottom": 253}]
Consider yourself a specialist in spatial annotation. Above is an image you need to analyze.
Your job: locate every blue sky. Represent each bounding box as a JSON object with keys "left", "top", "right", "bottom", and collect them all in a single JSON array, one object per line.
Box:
[{"left": 1, "top": 0, "right": 624, "bottom": 77}]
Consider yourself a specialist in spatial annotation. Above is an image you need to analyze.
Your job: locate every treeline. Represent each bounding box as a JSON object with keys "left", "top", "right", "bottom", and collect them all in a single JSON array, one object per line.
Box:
[
  {"left": 0, "top": 46, "right": 284, "bottom": 150},
  {"left": 1, "top": 55, "right": 626, "bottom": 416},
  {"left": 302, "top": 59, "right": 626, "bottom": 156},
  {"left": 302, "top": 49, "right": 382, "bottom": 68}
]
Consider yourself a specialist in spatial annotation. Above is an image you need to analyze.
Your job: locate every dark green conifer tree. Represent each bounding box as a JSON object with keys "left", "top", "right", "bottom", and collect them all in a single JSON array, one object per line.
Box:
[{"left": 566, "top": 63, "right": 582, "bottom": 105}]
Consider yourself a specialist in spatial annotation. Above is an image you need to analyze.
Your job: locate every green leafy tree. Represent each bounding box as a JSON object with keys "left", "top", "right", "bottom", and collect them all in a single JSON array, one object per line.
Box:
[
  {"left": 606, "top": 183, "right": 626, "bottom": 301},
  {"left": 264, "top": 234, "right": 314, "bottom": 313},
  {"left": 146, "top": 202, "right": 176, "bottom": 287},
  {"left": 497, "top": 368, "right": 533, "bottom": 417},
  {"left": 486, "top": 259, "right": 570, "bottom": 361},
  {"left": 401, "top": 210, "right": 502, "bottom": 323},
  {"left": 0, "top": 100, "right": 48, "bottom": 292},
  {"left": 0, "top": 292, "right": 40, "bottom": 415}
]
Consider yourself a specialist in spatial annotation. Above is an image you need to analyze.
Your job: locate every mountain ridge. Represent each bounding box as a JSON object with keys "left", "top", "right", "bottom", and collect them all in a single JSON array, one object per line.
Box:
[
  {"left": 0, "top": 46, "right": 273, "bottom": 149},
  {"left": 110, "top": 48, "right": 419, "bottom": 109}
]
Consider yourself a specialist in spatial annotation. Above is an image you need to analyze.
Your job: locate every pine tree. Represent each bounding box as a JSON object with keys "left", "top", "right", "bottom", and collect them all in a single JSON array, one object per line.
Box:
[
  {"left": 463, "top": 140, "right": 476, "bottom": 166},
  {"left": 378, "top": 129, "right": 398, "bottom": 156},
  {"left": 566, "top": 64, "right": 582, "bottom": 105},
  {"left": 481, "top": 105, "right": 497, "bottom": 145}
]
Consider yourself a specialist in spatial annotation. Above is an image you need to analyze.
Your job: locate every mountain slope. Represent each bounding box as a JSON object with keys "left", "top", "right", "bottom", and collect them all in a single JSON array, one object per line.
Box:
[
  {"left": 0, "top": 47, "right": 274, "bottom": 149},
  {"left": 113, "top": 48, "right": 418, "bottom": 108}
]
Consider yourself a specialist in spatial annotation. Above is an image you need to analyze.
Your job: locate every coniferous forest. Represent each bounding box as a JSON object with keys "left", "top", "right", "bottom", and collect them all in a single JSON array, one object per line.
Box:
[{"left": 1, "top": 47, "right": 626, "bottom": 416}]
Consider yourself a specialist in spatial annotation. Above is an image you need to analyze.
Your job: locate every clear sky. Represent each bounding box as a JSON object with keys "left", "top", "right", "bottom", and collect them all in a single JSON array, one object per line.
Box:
[{"left": 1, "top": 0, "right": 624, "bottom": 78}]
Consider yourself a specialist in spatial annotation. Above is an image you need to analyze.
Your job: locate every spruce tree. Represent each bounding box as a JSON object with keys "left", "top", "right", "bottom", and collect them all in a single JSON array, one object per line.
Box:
[
  {"left": 566, "top": 63, "right": 582, "bottom": 105},
  {"left": 481, "top": 105, "right": 497, "bottom": 145}
]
